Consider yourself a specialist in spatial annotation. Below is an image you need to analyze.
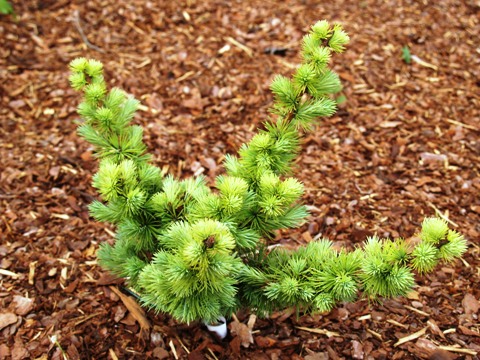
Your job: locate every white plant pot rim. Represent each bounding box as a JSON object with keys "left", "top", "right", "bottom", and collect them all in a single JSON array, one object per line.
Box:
[{"left": 204, "top": 316, "right": 227, "bottom": 339}]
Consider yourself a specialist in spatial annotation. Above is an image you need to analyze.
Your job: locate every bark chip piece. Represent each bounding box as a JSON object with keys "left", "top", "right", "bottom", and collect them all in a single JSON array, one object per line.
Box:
[{"left": 0, "top": 312, "right": 18, "bottom": 330}]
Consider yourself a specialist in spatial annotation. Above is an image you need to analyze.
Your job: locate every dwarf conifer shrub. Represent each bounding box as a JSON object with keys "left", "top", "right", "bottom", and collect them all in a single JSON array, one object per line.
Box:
[{"left": 69, "top": 21, "right": 467, "bottom": 325}]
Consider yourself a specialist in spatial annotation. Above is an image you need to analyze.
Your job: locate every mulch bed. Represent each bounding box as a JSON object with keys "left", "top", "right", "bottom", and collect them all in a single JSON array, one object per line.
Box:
[{"left": 1, "top": 1, "right": 479, "bottom": 359}]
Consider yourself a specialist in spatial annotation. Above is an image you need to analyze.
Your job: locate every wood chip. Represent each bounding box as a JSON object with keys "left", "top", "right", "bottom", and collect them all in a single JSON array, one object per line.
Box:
[
  {"left": 411, "top": 55, "right": 438, "bottom": 71},
  {"left": 0, "top": 313, "right": 18, "bottom": 330},
  {"left": 404, "top": 305, "right": 429, "bottom": 317},
  {"left": 394, "top": 326, "right": 428, "bottom": 347},
  {"left": 247, "top": 314, "right": 257, "bottom": 330},
  {"left": 51, "top": 213, "right": 70, "bottom": 220},
  {"left": 0, "top": 269, "right": 21, "bottom": 279},
  {"left": 367, "top": 328, "right": 383, "bottom": 340},
  {"left": 387, "top": 319, "right": 409, "bottom": 329},
  {"left": 73, "top": 312, "right": 102, "bottom": 326},
  {"left": 296, "top": 326, "right": 340, "bottom": 338},
  {"left": 174, "top": 336, "right": 190, "bottom": 355},
  {"left": 462, "top": 293, "right": 480, "bottom": 316},
  {"left": 28, "top": 261, "right": 38, "bottom": 285},
  {"left": 425, "top": 202, "right": 459, "bottom": 228},
  {"left": 12, "top": 296, "right": 34, "bottom": 316},
  {"left": 169, "top": 340, "right": 178, "bottom": 360},
  {"left": 437, "top": 345, "right": 477, "bottom": 356},
  {"left": 427, "top": 319, "right": 446, "bottom": 340},
  {"left": 446, "top": 118, "right": 479, "bottom": 131},
  {"left": 458, "top": 325, "right": 480, "bottom": 337},
  {"left": 108, "top": 349, "right": 119, "bottom": 360}
]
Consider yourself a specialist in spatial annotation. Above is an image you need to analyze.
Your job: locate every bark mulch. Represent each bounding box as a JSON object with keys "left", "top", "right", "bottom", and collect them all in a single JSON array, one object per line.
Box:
[{"left": 1, "top": 1, "right": 479, "bottom": 359}]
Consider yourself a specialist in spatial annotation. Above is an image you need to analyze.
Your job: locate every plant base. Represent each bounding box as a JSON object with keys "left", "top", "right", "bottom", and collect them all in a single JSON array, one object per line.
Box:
[{"left": 204, "top": 316, "right": 227, "bottom": 339}]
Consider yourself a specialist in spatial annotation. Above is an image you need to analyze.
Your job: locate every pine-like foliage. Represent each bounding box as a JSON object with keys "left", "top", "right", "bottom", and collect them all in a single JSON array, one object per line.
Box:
[{"left": 69, "top": 21, "right": 467, "bottom": 324}]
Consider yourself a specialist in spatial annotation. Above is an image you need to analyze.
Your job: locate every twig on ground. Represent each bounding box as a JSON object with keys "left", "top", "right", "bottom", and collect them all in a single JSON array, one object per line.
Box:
[
  {"left": 108, "top": 349, "right": 119, "bottom": 360},
  {"left": 175, "top": 336, "right": 190, "bottom": 354},
  {"left": 404, "top": 305, "right": 429, "bottom": 317},
  {"left": 296, "top": 326, "right": 340, "bottom": 338},
  {"left": 426, "top": 202, "right": 459, "bottom": 228},
  {"left": 0, "top": 268, "right": 21, "bottom": 279},
  {"left": 207, "top": 348, "right": 219, "bottom": 360},
  {"left": 394, "top": 326, "right": 428, "bottom": 347},
  {"left": 225, "top": 37, "right": 253, "bottom": 57},
  {"left": 72, "top": 10, "right": 106, "bottom": 54},
  {"left": 437, "top": 345, "right": 477, "bottom": 356},
  {"left": 169, "top": 340, "right": 179, "bottom": 360},
  {"left": 411, "top": 55, "right": 438, "bottom": 71},
  {"left": 446, "top": 118, "right": 479, "bottom": 132}
]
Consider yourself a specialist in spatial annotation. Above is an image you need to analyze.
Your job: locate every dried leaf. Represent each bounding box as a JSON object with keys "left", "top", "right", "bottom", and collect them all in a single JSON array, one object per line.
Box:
[
  {"left": 229, "top": 316, "right": 253, "bottom": 348},
  {"left": 109, "top": 286, "right": 150, "bottom": 330}
]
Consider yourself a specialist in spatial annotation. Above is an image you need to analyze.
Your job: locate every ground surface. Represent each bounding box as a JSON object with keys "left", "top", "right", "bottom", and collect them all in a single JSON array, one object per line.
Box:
[{"left": 1, "top": 1, "right": 479, "bottom": 359}]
